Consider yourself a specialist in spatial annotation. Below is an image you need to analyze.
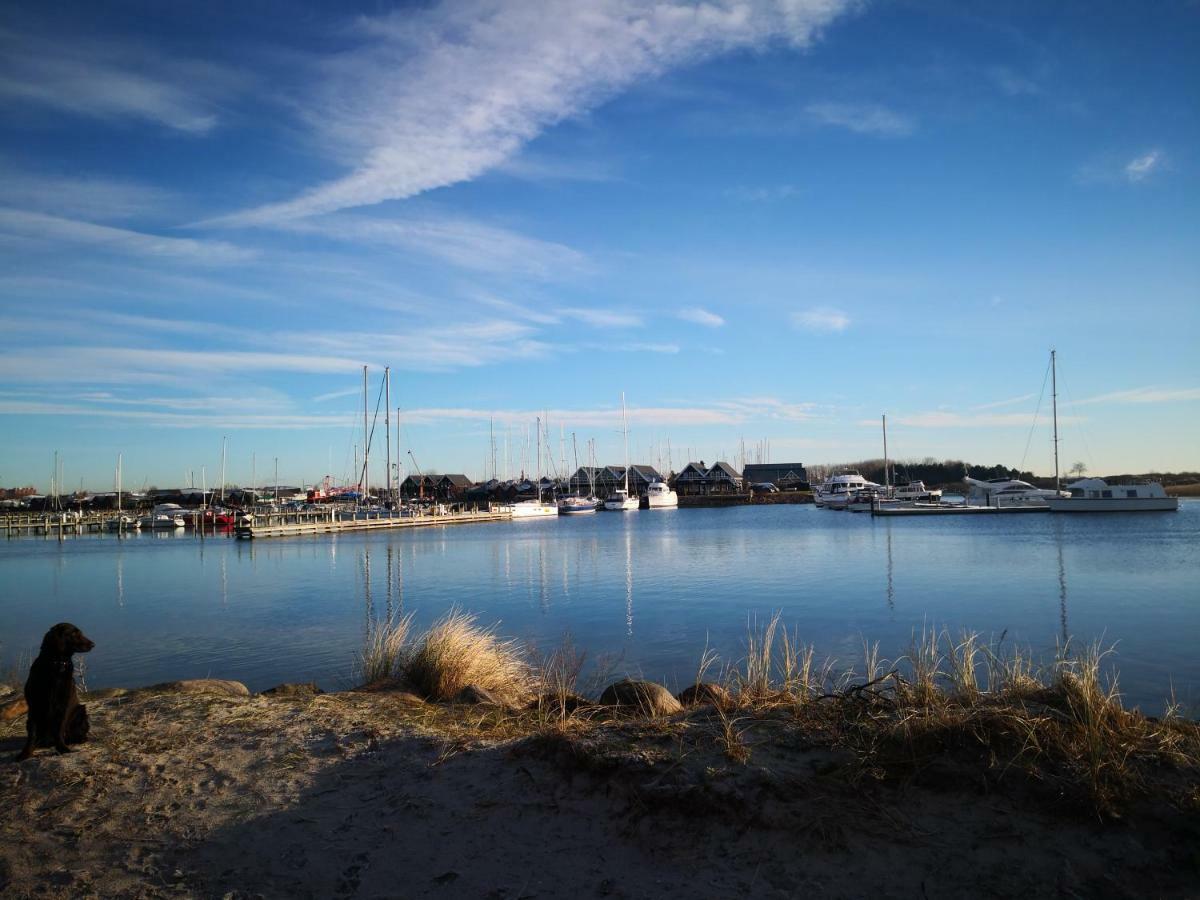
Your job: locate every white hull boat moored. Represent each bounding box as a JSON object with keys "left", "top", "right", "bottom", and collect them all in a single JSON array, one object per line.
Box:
[{"left": 1046, "top": 478, "right": 1178, "bottom": 512}]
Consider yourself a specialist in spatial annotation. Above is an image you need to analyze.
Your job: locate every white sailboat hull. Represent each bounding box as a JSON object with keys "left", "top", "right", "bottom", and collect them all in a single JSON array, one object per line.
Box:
[{"left": 603, "top": 496, "right": 640, "bottom": 511}]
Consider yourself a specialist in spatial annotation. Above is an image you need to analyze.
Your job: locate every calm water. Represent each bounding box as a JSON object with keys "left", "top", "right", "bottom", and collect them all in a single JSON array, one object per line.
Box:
[{"left": 2, "top": 503, "right": 1198, "bottom": 712}]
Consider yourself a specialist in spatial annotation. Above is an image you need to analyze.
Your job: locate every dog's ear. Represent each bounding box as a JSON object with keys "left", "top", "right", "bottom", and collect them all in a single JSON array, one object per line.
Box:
[{"left": 42, "top": 623, "right": 72, "bottom": 655}]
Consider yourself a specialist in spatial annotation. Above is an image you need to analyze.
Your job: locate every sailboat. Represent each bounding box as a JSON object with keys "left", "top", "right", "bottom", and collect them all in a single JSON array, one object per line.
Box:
[
  {"left": 558, "top": 433, "right": 599, "bottom": 513},
  {"left": 510, "top": 416, "right": 558, "bottom": 519},
  {"left": 105, "top": 454, "right": 140, "bottom": 532},
  {"left": 604, "top": 393, "right": 640, "bottom": 511}
]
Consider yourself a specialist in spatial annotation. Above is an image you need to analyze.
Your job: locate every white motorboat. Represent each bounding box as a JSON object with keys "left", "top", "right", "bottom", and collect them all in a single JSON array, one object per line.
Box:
[
  {"left": 894, "top": 480, "right": 942, "bottom": 502},
  {"left": 510, "top": 499, "right": 559, "bottom": 518},
  {"left": 140, "top": 503, "right": 185, "bottom": 529},
  {"left": 105, "top": 514, "right": 140, "bottom": 532},
  {"left": 604, "top": 392, "right": 641, "bottom": 511},
  {"left": 815, "top": 473, "right": 879, "bottom": 509},
  {"left": 645, "top": 480, "right": 678, "bottom": 508},
  {"left": 557, "top": 495, "right": 598, "bottom": 514},
  {"left": 1046, "top": 478, "right": 1178, "bottom": 512},
  {"left": 964, "top": 476, "right": 1065, "bottom": 508},
  {"left": 603, "top": 489, "right": 640, "bottom": 511}
]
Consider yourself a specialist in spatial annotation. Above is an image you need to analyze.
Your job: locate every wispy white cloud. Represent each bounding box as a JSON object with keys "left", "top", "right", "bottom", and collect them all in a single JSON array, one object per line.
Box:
[
  {"left": 211, "top": 0, "right": 852, "bottom": 225},
  {"left": 561, "top": 307, "right": 643, "bottom": 328},
  {"left": 0, "top": 165, "right": 171, "bottom": 222},
  {"left": 1074, "top": 386, "right": 1200, "bottom": 406},
  {"left": 805, "top": 102, "right": 915, "bottom": 137},
  {"left": 496, "top": 152, "right": 619, "bottom": 183},
  {"left": 677, "top": 307, "right": 725, "bottom": 327},
  {"left": 272, "top": 213, "right": 587, "bottom": 279},
  {"left": 313, "top": 386, "right": 364, "bottom": 403},
  {"left": 0, "top": 28, "right": 239, "bottom": 133},
  {"left": 1124, "top": 149, "right": 1164, "bottom": 183},
  {"left": 0, "top": 209, "right": 255, "bottom": 265},
  {"left": 714, "top": 397, "right": 819, "bottom": 421},
  {"left": 972, "top": 392, "right": 1035, "bottom": 411},
  {"left": 723, "top": 184, "right": 801, "bottom": 202},
  {"left": 792, "top": 306, "right": 850, "bottom": 333}
]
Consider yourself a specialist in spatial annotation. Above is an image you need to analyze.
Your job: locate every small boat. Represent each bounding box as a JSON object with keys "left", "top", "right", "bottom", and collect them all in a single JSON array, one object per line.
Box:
[
  {"left": 511, "top": 415, "right": 559, "bottom": 520},
  {"left": 105, "top": 514, "right": 140, "bottom": 532},
  {"left": 1046, "top": 479, "right": 1178, "bottom": 512},
  {"left": 603, "top": 392, "right": 640, "bottom": 511},
  {"left": 510, "top": 499, "right": 559, "bottom": 518},
  {"left": 603, "top": 489, "right": 640, "bottom": 511},
  {"left": 644, "top": 480, "right": 678, "bottom": 509},
  {"left": 557, "top": 495, "right": 598, "bottom": 514},
  {"left": 894, "top": 480, "right": 942, "bottom": 502},
  {"left": 140, "top": 503, "right": 186, "bottom": 530}
]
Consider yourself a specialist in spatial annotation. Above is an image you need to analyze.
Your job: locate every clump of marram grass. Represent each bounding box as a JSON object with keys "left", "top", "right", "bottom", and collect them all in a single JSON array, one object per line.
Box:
[
  {"left": 403, "top": 608, "right": 532, "bottom": 705},
  {"left": 356, "top": 613, "right": 414, "bottom": 685}
]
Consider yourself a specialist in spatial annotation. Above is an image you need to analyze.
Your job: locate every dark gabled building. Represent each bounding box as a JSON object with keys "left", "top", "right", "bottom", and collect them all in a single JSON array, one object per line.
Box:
[
  {"left": 705, "top": 461, "right": 743, "bottom": 494},
  {"left": 741, "top": 463, "right": 809, "bottom": 491},
  {"left": 673, "top": 461, "right": 709, "bottom": 496},
  {"left": 400, "top": 474, "right": 437, "bottom": 499},
  {"left": 436, "top": 474, "right": 474, "bottom": 500}
]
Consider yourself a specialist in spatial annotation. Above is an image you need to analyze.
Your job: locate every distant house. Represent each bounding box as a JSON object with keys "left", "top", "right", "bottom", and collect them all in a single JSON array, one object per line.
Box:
[
  {"left": 567, "top": 466, "right": 606, "bottom": 495},
  {"left": 400, "top": 474, "right": 436, "bottom": 499},
  {"left": 673, "top": 461, "right": 742, "bottom": 495},
  {"left": 741, "top": 463, "right": 809, "bottom": 491},
  {"left": 436, "top": 474, "right": 474, "bottom": 500},
  {"left": 705, "top": 461, "right": 743, "bottom": 494}
]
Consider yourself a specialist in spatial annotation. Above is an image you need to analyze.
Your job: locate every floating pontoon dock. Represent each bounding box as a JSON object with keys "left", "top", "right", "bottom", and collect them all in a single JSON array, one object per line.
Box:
[
  {"left": 871, "top": 503, "right": 1050, "bottom": 517},
  {"left": 234, "top": 507, "right": 512, "bottom": 539}
]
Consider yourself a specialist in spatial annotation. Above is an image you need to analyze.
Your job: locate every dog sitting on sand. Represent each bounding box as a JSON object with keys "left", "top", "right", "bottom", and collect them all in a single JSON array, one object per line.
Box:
[{"left": 16, "top": 623, "right": 94, "bottom": 762}]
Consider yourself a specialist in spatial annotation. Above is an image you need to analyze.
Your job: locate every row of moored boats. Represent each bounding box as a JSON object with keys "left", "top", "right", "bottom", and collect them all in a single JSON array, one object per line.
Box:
[{"left": 813, "top": 473, "right": 1177, "bottom": 513}]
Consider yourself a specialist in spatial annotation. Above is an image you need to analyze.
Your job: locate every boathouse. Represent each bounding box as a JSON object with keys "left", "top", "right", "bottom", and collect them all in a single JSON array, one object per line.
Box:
[{"left": 741, "top": 463, "right": 809, "bottom": 491}]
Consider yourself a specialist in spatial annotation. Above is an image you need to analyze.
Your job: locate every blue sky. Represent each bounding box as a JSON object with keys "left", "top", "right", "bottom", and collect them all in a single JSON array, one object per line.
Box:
[{"left": 1, "top": 0, "right": 1197, "bottom": 491}]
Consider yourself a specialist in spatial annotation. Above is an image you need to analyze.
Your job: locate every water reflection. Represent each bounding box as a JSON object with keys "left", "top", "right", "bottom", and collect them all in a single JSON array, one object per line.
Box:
[
  {"left": 625, "top": 526, "right": 634, "bottom": 636},
  {"left": 1053, "top": 520, "right": 1070, "bottom": 647},
  {"left": 885, "top": 523, "right": 895, "bottom": 612}
]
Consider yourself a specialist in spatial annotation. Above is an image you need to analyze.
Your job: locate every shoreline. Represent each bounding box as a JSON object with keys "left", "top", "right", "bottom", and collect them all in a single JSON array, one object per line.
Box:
[{"left": 2, "top": 620, "right": 1198, "bottom": 898}]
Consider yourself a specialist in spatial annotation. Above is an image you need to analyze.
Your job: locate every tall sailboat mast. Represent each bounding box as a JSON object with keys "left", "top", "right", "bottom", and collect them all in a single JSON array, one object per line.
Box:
[
  {"left": 362, "top": 365, "right": 369, "bottom": 503},
  {"left": 219, "top": 436, "right": 227, "bottom": 504},
  {"left": 621, "top": 392, "right": 630, "bottom": 493},
  {"left": 535, "top": 416, "right": 542, "bottom": 502},
  {"left": 384, "top": 367, "right": 392, "bottom": 506},
  {"left": 1051, "top": 349, "right": 1060, "bottom": 493},
  {"left": 882, "top": 414, "right": 889, "bottom": 490}
]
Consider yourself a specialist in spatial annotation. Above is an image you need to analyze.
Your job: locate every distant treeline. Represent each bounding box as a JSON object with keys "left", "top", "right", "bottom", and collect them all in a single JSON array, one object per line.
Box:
[{"left": 807, "top": 459, "right": 1200, "bottom": 490}]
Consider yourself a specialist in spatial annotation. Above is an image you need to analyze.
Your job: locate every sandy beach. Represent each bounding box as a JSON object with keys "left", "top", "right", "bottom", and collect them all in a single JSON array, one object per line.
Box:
[{"left": 2, "top": 677, "right": 1197, "bottom": 899}]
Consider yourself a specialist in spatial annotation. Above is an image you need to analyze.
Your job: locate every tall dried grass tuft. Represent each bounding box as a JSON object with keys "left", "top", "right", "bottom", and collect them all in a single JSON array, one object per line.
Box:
[
  {"left": 405, "top": 608, "right": 532, "bottom": 704},
  {"left": 357, "top": 613, "right": 414, "bottom": 685},
  {"left": 740, "top": 611, "right": 781, "bottom": 701},
  {"left": 946, "top": 631, "right": 980, "bottom": 699},
  {"left": 901, "top": 625, "right": 943, "bottom": 707}
]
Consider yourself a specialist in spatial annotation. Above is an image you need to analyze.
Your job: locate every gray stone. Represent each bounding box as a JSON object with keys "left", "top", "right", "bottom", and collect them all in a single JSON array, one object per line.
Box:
[{"left": 599, "top": 679, "right": 682, "bottom": 716}]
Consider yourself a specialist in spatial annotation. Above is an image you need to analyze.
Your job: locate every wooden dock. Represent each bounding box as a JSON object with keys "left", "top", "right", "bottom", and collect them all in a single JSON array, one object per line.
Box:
[{"left": 234, "top": 507, "right": 512, "bottom": 539}]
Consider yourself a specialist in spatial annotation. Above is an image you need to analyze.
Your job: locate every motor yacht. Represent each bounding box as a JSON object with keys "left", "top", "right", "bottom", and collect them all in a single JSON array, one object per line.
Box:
[
  {"left": 815, "top": 473, "right": 880, "bottom": 509},
  {"left": 510, "top": 498, "right": 559, "bottom": 518},
  {"left": 964, "top": 476, "right": 1065, "bottom": 508},
  {"left": 894, "top": 480, "right": 942, "bottom": 502},
  {"left": 140, "top": 503, "right": 185, "bottom": 529},
  {"left": 645, "top": 480, "right": 678, "bottom": 509}
]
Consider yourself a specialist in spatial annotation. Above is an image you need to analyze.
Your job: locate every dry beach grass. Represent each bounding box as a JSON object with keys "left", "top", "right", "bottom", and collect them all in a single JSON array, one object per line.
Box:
[{"left": 1, "top": 612, "right": 1198, "bottom": 898}]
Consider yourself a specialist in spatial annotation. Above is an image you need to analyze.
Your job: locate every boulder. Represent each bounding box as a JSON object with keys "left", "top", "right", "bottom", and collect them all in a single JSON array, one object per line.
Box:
[
  {"left": 261, "top": 682, "right": 324, "bottom": 698},
  {"left": 677, "top": 682, "right": 732, "bottom": 708},
  {"left": 145, "top": 679, "right": 250, "bottom": 698},
  {"left": 599, "top": 680, "right": 682, "bottom": 717}
]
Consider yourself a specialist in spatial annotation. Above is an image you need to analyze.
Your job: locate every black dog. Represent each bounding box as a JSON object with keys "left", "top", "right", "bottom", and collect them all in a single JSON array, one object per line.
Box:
[{"left": 16, "top": 623, "right": 94, "bottom": 761}]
